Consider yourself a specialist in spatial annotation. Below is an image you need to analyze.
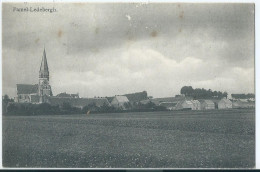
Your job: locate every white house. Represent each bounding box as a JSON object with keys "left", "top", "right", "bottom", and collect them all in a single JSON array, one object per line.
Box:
[
  {"left": 218, "top": 98, "right": 232, "bottom": 109},
  {"left": 190, "top": 100, "right": 201, "bottom": 110},
  {"left": 110, "top": 96, "right": 130, "bottom": 110},
  {"left": 199, "top": 100, "right": 215, "bottom": 110},
  {"left": 176, "top": 100, "right": 194, "bottom": 110}
]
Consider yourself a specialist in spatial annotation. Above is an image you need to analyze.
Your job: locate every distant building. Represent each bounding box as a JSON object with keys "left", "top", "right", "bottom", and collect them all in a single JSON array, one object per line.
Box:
[
  {"left": 190, "top": 100, "right": 201, "bottom": 110},
  {"left": 176, "top": 100, "right": 194, "bottom": 110},
  {"left": 142, "top": 96, "right": 189, "bottom": 106},
  {"left": 123, "top": 91, "right": 148, "bottom": 103},
  {"left": 105, "top": 91, "right": 148, "bottom": 104},
  {"left": 140, "top": 96, "right": 193, "bottom": 110},
  {"left": 158, "top": 102, "right": 178, "bottom": 110},
  {"left": 199, "top": 100, "right": 215, "bottom": 110},
  {"left": 15, "top": 48, "right": 52, "bottom": 103},
  {"left": 56, "top": 92, "right": 79, "bottom": 98},
  {"left": 232, "top": 100, "right": 255, "bottom": 109},
  {"left": 218, "top": 98, "right": 232, "bottom": 109},
  {"left": 110, "top": 96, "right": 130, "bottom": 110}
]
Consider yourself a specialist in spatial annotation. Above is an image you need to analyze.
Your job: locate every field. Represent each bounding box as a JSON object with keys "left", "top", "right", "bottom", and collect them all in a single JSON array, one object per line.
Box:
[{"left": 2, "top": 109, "right": 255, "bottom": 168}]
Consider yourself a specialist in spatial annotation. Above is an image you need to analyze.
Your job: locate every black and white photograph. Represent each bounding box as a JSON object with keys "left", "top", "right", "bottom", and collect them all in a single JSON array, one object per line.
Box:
[{"left": 1, "top": 2, "right": 256, "bottom": 168}]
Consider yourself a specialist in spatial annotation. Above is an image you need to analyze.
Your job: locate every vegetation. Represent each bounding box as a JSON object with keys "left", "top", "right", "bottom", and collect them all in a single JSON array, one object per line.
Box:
[
  {"left": 2, "top": 95, "right": 14, "bottom": 114},
  {"left": 132, "top": 101, "right": 167, "bottom": 111},
  {"left": 180, "top": 86, "right": 228, "bottom": 99},
  {"left": 231, "top": 93, "right": 255, "bottom": 99},
  {"left": 6, "top": 103, "right": 64, "bottom": 116},
  {"left": 4, "top": 100, "right": 168, "bottom": 116}
]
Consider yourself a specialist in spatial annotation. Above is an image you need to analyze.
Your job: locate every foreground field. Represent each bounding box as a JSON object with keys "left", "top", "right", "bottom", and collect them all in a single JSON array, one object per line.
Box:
[{"left": 2, "top": 109, "right": 255, "bottom": 168}]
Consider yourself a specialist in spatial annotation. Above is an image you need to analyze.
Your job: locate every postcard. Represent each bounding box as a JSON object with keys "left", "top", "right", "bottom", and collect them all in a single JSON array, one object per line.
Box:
[{"left": 1, "top": 2, "right": 255, "bottom": 168}]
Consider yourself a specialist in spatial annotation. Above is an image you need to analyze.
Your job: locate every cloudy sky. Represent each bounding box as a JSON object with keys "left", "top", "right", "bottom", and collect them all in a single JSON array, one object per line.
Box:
[{"left": 2, "top": 3, "right": 254, "bottom": 98}]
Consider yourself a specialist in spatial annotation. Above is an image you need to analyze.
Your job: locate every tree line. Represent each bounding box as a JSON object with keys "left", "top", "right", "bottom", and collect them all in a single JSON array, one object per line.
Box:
[
  {"left": 3, "top": 96, "right": 167, "bottom": 116},
  {"left": 180, "top": 86, "right": 228, "bottom": 99}
]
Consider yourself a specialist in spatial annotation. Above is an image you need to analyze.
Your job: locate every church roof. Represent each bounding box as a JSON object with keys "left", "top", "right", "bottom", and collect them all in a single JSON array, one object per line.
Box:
[
  {"left": 40, "top": 48, "right": 49, "bottom": 73},
  {"left": 17, "top": 84, "right": 38, "bottom": 94}
]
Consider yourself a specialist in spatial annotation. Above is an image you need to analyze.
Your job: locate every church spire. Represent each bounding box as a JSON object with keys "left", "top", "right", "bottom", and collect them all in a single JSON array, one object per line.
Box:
[{"left": 39, "top": 47, "right": 49, "bottom": 80}]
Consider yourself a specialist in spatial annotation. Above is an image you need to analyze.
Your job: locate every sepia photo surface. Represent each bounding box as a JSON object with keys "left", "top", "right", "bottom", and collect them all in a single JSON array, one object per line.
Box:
[{"left": 2, "top": 2, "right": 255, "bottom": 168}]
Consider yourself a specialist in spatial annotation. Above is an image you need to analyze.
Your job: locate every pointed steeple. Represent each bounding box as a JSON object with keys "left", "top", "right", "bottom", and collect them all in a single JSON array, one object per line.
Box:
[{"left": 39, "top": 47, "right": 49, "bottom": 80}]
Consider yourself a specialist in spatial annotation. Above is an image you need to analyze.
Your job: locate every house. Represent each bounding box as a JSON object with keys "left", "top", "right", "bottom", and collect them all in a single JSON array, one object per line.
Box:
[
  {"left": 199, "top": 100, "right": 215, "bottom": 110},
  {"left": 190, "top": 100, "right": 201, "bottom": 110},
  {"left": 46, "top": 97, "right": 110, "bottom": 109},
  {"left": 176, "top": 100, "right": 194, "bottom": 110},
  {"left": 110, "top": 96, "right": 130, "bottom": 110},
  {"left": 218, "top": 98, "right": 232, "bottom": 109}
]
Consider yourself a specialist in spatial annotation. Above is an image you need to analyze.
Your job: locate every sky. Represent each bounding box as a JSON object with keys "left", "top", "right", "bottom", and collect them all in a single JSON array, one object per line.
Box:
[{"left": 2, "top": 3, "right": 255, "bottom": 98}]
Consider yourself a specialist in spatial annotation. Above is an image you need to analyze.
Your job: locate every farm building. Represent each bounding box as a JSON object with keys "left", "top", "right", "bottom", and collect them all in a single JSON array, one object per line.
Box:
[
  {"left": 140, "top": 96, "right": 194, "bottom": 110},
  {"left": 110, "top": 96, "right": 130, "bottom": 110},
  {"left": 46, "top": 97, "right": 110, "bottom": 109},
  {"left": 232, "top": 100, "right": 255, "bottom": 109},
  {"left": 123, "top": 91, "right": 148, "bottom": 103},
  {"left": 218, "top": 98, "right": 232, "bottom": 109},
  {"left": 199, "top": 100, "right": 215, "bottom": 110},
  {"left": 158, "top": 102, "right": 178, "bottom": 110},
  {"left": 176, "top": 100, "right": 194, "bottom": 110},
  {"left": 106, "top": 91, "right": 148, "bottom": 104},
  {"left": 141, "top": 96, "right": 190, "bottom": 106},
  {"left": 56, "top": 92, "right": 79, "bottom": 98},
  {"left": 190, "top": 100, "right": 201, "bottom": 110},
  {"left": 139, "top": 99, "right": 154, "bottom": 105}
]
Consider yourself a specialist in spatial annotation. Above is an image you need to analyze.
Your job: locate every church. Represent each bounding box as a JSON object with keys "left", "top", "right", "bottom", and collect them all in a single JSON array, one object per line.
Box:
[
  {"left": 15, "top": 48, "right": 53, "bottom": 103},
  {"left": 15, "top": 48, "right": 110, "bottom": 108}
]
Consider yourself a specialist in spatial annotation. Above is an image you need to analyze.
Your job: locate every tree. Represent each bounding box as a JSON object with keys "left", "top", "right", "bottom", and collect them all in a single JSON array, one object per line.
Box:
[
  {"left": 62, "top": 102, "right": 73, "bottom": 112},
  {"left": 2, "top": 95, "right": 14, "bottom": 114},
  {"left": 82, "top": 102, "right": 99, "bottom": 113},
  {"left": 123, "top": 102, "right": 132, "bottom": 110},
  {"left": 145, "top": 101, "right": 156, "bottom": 109},
  {"left": 180, "top": 86, "right": 193, "bottom": 96}
]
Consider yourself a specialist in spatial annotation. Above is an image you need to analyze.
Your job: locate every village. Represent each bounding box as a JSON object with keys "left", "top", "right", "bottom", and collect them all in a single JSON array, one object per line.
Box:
[
  {"left": 2, "top": 48, "right": 255, "bottom": 116},
  {"left": 2, "top": 3, "right": 255, "bottom": 168}
]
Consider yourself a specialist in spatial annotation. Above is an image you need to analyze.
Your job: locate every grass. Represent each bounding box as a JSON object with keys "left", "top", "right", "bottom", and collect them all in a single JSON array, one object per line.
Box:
[{"left": 2, "top": 109, "right": 255, "bottom": 168}]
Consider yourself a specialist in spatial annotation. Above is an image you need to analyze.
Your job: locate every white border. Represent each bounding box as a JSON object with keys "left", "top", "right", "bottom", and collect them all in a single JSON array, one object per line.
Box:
[{"left": 0, "top": 0, "right": 259, "bottom": 169}]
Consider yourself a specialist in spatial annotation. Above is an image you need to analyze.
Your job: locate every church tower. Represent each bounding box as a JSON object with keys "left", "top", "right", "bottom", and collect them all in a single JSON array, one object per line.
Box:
[{"left": 39, "top": 47, "right": 52, "bottom": 103}]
